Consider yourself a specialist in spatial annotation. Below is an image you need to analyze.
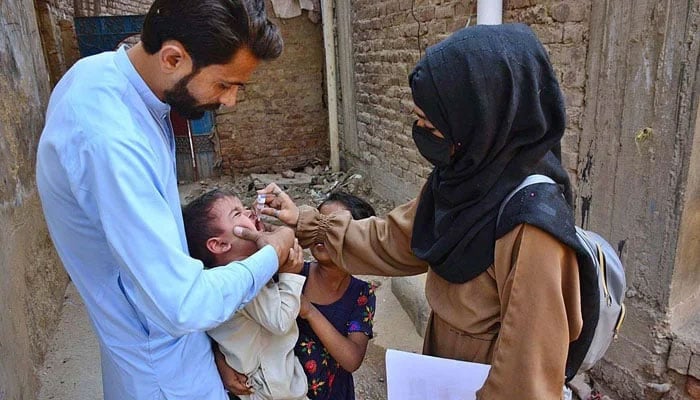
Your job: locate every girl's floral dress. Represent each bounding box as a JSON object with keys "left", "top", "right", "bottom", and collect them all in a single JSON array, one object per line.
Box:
[{"left": 295, "top": 262, "right": 376, "bottom": 400}]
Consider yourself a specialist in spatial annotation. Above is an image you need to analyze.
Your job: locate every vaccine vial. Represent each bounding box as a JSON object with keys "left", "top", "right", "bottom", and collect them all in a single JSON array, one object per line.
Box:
[{"left": 256, "top": 194, "right": 266, "bottom": 212}]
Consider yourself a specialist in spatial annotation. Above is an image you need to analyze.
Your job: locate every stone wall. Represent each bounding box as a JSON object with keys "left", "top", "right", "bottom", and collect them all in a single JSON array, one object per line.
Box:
[
  {"left": 345, "top": 0, "right": 591, "bottom": 204},
  {"left": 0, "top": 0, "right": 67, "bottom": 397},
  {"left": 217, "top": 2, "right": 328, "bottom": 175}
]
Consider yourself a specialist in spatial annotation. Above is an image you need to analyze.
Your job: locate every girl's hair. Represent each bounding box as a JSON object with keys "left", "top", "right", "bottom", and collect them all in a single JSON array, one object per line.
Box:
[{"left": 318, "top": 191, "right": 376, "bottom": 220}]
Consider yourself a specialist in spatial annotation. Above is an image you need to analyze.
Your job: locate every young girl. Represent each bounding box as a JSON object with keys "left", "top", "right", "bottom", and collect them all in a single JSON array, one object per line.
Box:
[{"left": 294, "top": 192, "right": 377, "bottom": 400}]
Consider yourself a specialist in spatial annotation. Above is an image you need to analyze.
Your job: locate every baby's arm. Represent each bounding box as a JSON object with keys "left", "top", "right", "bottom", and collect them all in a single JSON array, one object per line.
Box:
[
  {"left": 244, "top": 273, "right": 305, "bottom": 334},
  {"left": 244, "top": 239, "right": 305, "bottom": 334},
  {"left": 299, "top": 289, "right": 375, "bottom": 372}
]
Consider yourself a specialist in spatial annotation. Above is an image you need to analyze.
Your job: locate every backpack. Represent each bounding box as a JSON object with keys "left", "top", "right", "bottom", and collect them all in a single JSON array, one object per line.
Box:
[{"left": 497, "top": 174, "right": 627, "bottom": 381}]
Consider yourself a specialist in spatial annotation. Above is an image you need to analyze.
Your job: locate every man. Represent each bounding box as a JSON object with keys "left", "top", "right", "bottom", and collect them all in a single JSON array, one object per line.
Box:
[{"left": 35, "top": 0, "right": 292, "bottom": 399}]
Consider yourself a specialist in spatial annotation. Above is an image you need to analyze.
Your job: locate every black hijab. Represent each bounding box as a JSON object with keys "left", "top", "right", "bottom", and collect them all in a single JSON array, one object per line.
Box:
[{"left": 409, "top": 23, "right": 573, "bottom": 284}]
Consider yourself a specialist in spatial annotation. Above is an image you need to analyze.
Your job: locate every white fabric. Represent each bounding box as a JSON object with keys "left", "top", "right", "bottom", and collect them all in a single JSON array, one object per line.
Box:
[
  {"left": 271, "top": 0, "right": 302, "bottom": 18},
  {"left": 208, "top": 273, "right": 309, "bottom": 400}
]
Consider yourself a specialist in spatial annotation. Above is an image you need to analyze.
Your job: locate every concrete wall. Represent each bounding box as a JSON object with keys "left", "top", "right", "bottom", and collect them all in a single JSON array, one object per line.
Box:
[
  {"left": 580, "top": 1, "right": 700, "bottom": 398},
  {"left": 217, "top": 2, "right": 329, "bottom": 174},
  {"left": 0, "top": 0, "right": 68, "bottom": 397}
]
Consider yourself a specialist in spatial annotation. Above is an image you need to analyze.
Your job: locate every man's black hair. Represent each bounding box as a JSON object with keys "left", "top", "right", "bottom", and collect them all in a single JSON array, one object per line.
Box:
[{"left": 141, "top": 0, "right": 283, "bottom": 69}]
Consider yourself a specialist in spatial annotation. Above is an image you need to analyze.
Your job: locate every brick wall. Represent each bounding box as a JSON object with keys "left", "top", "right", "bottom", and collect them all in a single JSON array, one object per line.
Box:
[
  {"left": 217, "top": 2, "right": 328, "bottom": 175},
  {"left": 346, "top": 0, "right": 591, "bottom": 204}
]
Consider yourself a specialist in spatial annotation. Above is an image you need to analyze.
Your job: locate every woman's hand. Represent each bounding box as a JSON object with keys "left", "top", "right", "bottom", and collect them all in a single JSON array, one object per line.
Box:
[
  {"left": 257, "top": 183, "right": 300, "bottom": 227},
  {"left": 279, "top": 239, "right": 304, "bottom": 274}
]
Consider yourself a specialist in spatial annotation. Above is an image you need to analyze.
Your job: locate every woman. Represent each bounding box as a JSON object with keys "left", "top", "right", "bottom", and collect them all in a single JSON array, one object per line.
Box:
[{"left": 253, "top": 23, "right": 583, "bottom": 399}]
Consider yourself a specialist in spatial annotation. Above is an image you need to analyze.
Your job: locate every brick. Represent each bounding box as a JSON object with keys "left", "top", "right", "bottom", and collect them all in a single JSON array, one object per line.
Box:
[
  {"left": 688, "top": 376, "right": 700, "bottom": 400},
  {"left": 531, "top": 23, "right": 564, "bottom": 44},
  {"left": 507, "top": 0, "right": 532, "bottom": 9},
  {"left": 399, "top": 0, "right": 413, "bottom": 11},
  {"left": 550, "top": 1, "right": 589, "bottom": 22},
  {"left": 691, "top": 353, "right": 700, "bottom": 379},
  {"left": 563, "top": 22, "right": 587, "bottom": 43},
  {"left": 562, "top": 65, "right": 586, "bottom": 88},
  {"left": 454, "top": 1, "right": 473, "bottom": 19},
  {"left": 548, "top": 43, "right": 587, "bottom": 66},
  {"left": 514, "top": 4, "right": 550, "bottom": 25},
  {"left": 435, "top": 4, "right": 454, "bottom": 19},
  {"left": 415, "top": 6, "right": 436, "bottom": 23}
]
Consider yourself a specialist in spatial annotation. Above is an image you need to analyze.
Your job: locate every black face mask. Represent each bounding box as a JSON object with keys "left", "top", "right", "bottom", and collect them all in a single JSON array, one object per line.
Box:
[{"left": 412, "top": 121, "right": 452, "bottom": 167}]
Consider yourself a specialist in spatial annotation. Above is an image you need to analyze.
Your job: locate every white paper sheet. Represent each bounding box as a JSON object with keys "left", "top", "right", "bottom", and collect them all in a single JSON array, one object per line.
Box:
[{"left": 385, "top": 349, "right": 491, "bottom": 400}]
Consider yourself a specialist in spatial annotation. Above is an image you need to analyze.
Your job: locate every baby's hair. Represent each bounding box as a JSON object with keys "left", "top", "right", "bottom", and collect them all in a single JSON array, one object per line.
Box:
[
  {"left": 182, "top": 188, "right": 239, "bottom": 268},
  {"left": 318, "top": 191, "right": 376, "bottom": 220}
]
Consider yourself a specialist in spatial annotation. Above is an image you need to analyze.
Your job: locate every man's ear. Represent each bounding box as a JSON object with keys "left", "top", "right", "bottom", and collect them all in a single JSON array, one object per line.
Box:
[
  {"left": 206, "top": 237, "right": 231, "bottom": 255},
  {"left": 158, "top": 40, "right": 192, "bottom": 75}
]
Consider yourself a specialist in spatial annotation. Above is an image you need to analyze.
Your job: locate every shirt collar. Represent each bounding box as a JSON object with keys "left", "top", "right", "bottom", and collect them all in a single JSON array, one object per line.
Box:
[{"left": 114, "top": 46, "right": 171, "bottom": 118}]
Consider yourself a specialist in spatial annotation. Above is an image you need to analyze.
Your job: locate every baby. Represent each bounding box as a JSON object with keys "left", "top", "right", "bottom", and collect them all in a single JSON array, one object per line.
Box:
[{"left": 182, "top": 189, "right": 308, "bottom": 400}]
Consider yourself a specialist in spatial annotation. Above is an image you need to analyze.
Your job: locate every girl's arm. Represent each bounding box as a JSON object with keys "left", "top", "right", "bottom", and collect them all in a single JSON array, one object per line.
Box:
[{"left": 299, "top": 295, "right": 370, "bottom": 372}]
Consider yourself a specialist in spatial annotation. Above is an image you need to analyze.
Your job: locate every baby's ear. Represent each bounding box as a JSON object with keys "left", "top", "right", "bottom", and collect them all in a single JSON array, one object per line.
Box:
[{"left": 206, "top": 237, "right": 231, "bottom": 254}]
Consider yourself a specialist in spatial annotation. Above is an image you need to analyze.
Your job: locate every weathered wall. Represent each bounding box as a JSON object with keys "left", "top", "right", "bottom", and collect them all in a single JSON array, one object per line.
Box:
[
  {"left": 343, "top": 0, "right": 590, "bottom": 204},
  {"left": 2, "top": 0, "right": 152, "bottom": 397},
  {"left": 0, "top": 0, "right": 68, "bottom": 397},
  {"left": 34, "top": 0, "right": 152, "bottom": 86},
  {"left": 580, "top": 1, "right": 700, "bottom": 398},
  {"left": 218, "top": 2, "right": 328, "bottom": 175}
]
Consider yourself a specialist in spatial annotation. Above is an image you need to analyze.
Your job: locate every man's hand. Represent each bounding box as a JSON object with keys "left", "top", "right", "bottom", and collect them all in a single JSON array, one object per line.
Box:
[
  {"left": 279, "top": 239, "right": 304, "bottom": 274},
  {"left": 233, "top": 224, "right": 295, "bottom": 266},
  {"left": 213, "top": 345, "right": 252, "bottom": 396}
]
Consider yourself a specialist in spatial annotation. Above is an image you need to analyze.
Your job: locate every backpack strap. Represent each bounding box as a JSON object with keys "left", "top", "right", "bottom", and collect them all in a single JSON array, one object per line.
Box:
[
  {"left": 496, "top": 175, "right": 601, "bottom": 382},
  {"left": 495, "top": 176, "right": 579, "bottom": 250},
  {"left": 497, "top": 174, "right": 556, "bottom": 227}
]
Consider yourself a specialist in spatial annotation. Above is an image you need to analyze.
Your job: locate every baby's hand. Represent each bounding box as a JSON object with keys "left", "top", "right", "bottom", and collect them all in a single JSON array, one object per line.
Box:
[
  {"left": 299, "top": 294, "right": 314, "bottom": 319},
  {"left": 279, "top": 239, "right": 304, "bottom": 274},
  {"left": 214, "top": 347, "right": 253, "bottom": 395}
]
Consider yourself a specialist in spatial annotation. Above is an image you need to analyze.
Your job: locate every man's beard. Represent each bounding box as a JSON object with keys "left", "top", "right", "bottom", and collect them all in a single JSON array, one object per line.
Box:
[{"left": 163, "top": 71, "right": 220, "bottom": 120}]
